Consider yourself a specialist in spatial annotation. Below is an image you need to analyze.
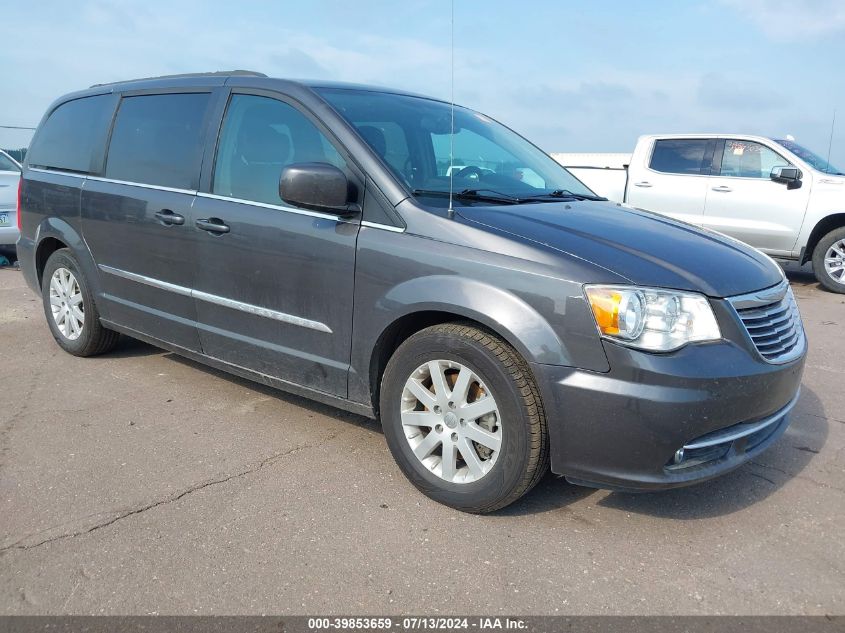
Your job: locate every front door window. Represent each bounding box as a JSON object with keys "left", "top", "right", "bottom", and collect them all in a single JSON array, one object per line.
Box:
[
  {"left": 213, "top": 94, "right": 346, "bottom": 206},
  {"left": 719, "top": 140, "right": 790, "bottom": 179}
]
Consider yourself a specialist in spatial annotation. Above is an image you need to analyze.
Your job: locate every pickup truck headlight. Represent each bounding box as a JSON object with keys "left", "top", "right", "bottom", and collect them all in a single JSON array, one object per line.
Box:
[{"left": 584, "top": 285, "right": 721, "bottom": 352}]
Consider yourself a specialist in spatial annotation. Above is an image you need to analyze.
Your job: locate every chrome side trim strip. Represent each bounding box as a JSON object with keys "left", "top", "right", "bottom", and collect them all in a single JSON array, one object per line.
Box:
[
  {"left": 192, "top": 289, "right": 332, "bottom": 333},
  {"left": 682, "top": 391, "right": 799, "bottom": 450},
  {"left": 27, "top": 168, "right": 359, "bottom": 226},
  {"left": 99, "top": 265, "right": 192, "bottom": 297},
  {"left": 361, "top": 220, "right": 405, "bottom": 233},
  {"left": 98, "top": 265, "right": 332, "bottom": 334},
  {"left": 196, "top": 320, "right": 344, "bottom": 368},
  {"left": 28, "top": 168, "right": 198, "bottom": 195},
  {"left": 28, "top": 167, "right": 87, "bottom": 179},
  {"left": 195, "top": 192, "right": 346, "bottom": 222},
  {"left": 86, "top": 175, "right": 197, "bottom": 196}
]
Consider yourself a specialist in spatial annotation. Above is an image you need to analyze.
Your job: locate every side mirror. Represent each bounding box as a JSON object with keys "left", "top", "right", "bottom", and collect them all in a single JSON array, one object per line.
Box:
[
  {"left": 279, "top": 162, "right": 357, "bottom": 215},
  {"left": 770, "top": 165, "right": 803, "bottom": 190}
]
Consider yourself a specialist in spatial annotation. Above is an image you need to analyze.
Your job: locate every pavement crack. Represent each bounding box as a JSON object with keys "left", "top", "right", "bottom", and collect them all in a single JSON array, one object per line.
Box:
[
  {"left": 749, "top": 460, "right": 845, "bottom": 494},
  {"left": 801, "top": 411, "right": 845, "bottom": 425},
  {"left": 747, "top": 471, "right": 777, "bottom": 486},
  {"left": 748, "top": 461, "right": 794, "bottom": 477},
  {"left": 0, "top": 349, "right": 56, "bottom": 474},
  {"left": 0, "top": 436, "right": 335, "bottom": 554}
]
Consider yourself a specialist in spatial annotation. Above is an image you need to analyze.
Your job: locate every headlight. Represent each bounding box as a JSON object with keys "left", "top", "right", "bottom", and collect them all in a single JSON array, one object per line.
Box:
[{"left": 584, "top": 285, "right": 721, "bottom": 352}]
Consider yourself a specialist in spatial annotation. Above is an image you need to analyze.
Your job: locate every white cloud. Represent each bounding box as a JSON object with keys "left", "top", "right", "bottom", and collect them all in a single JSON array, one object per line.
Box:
[
  {"left": 720, "top": 0, "right": 845, "bottom": 39},
  {"left": 697, "top": 72, "right": 788, "bottom": 111},
  {"left": 1, "top": 1, "right": 842, "bottom": 167}
]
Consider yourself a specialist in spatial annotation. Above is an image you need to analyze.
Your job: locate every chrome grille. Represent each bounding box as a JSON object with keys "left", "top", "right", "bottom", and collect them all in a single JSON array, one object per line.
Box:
[{"left": 728, "top": 280, "right": 805, "bottom": 364}]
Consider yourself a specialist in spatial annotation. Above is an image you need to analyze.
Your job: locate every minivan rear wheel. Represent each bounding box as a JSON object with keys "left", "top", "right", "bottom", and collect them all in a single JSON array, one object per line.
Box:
[
  {"left": 812, "top": 227, "right": 845, "bottom": 294},
  {"left": 41, "top": 249, "right": 120, "bottom": 356},
  {"left": 380, "top": 323, "right": 548, "bottom": 513}
]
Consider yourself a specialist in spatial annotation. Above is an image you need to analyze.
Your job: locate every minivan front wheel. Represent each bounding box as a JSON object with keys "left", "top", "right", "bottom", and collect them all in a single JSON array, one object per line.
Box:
[
  {"left": 812, "top": 227, "right": 845, "bottom": 294},
  {"left": 41, "top": 249, "right": 120, "bottom": 356},
  {"left": 380, "top": 323, "right": 548, "bottom": 513}
]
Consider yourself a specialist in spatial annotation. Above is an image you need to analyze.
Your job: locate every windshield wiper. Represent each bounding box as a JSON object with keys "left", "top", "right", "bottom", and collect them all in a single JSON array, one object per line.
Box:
[
  {"left": 412, "top": 187, "right": 605, "bottom": 205},
  {"left": 541, "top": 189, "right": 608, "bottom": 201},
  {"left": 412, "top": 188, "right": 521, "bottom": 205}
]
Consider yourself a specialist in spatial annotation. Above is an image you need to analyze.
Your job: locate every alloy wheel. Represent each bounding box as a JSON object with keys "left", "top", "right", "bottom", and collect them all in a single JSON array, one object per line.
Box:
[
  {"left": 49, "top": 267, "right": 84, "bottom": 340},
  {"left": 400, "top": 359, "right": 502, "bottom": 483},
  {"left": 824, "top": 239, "right": 845, "bottom": 284}
]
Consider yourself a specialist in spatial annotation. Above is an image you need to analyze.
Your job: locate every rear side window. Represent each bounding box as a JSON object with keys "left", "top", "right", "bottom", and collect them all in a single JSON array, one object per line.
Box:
[
  {"left": 212, "top": 94, "right": 346, "bottom": 205},
  {"left": 649, "top": 139, "right": 711, "bottom": 175},
  {"left": 105, "top": 93, "right": 211, "bottom": 190},
  {"left": 27, "top": 95, "right": 113, "bottom": 173}
]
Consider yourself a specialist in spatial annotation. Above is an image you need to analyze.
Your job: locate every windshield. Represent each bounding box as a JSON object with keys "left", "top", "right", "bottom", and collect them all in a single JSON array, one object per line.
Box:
[
  {"left": 317, "top": 88, "right": 595, "bottom": 201},
  {"left": 0, "top": 152, "right": 20, "bottom": 172},
  {"left": 773, "top": 139, "right": 844, "bottom": 175}
]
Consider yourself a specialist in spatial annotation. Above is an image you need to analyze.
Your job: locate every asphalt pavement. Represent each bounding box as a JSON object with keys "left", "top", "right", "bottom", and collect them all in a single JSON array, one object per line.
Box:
[{"left": 0, "top": 262, "right": 842, "bottom": 615}]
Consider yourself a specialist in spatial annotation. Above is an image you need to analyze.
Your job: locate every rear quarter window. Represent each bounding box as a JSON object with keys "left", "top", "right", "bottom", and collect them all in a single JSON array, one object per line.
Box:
[
  {"left": 649, "top": 139, "right": 711, "bottom": 175},
  {"left": 27, "top": 95, "right": 114, "bottom": 173},
  {"left": 105, "top": 93, "right": 211, "bottom": 190}
]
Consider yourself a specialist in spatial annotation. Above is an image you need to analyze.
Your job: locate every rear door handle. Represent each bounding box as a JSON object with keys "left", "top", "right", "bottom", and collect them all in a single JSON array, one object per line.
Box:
[
  {"left": 711, "top": 185, "right": 733, "bottom": 192},
  {"left": 155, "top": 209, "right": 185, "bottom": 226},
  {"left": 195, "top": 218, "right": 230, "bottom": 234},
  {"left": 634, "top": 181, "right": 652, "bottom": 188}
]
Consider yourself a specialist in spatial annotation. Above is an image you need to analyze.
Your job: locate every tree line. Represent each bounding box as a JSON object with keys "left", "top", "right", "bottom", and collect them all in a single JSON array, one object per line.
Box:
[{"left": 1, "top": 148, "right": 27, "bottom": 163}]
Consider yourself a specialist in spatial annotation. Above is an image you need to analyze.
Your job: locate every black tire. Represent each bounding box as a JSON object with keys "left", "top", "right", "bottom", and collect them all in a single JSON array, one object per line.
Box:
[
  {"left": 41, "top": 248, "right": 120, "bottom": 356},
  {"left": 379, "top": 323, "right": 549, "bottom": 513},
  {"left": 812, "top": 227, "right": 845, "bottom": 294}
]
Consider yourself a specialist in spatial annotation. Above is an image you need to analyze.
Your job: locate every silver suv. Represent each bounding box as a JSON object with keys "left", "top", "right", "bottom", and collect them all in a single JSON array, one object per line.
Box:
[{"left": 0, "top": 149, "right": 21, "bottom": 252}]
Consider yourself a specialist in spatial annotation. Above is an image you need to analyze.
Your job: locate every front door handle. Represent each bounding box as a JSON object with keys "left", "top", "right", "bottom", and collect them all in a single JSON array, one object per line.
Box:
[
  {"left": 711, "top": 185, "right": 733, "bottom": 193},
  {"left": 195, "top": 218, "right": 230, "bottom": 234},
  {"left": 634, "top": 181, "right": 652, "bottom": 188},
  {"left": 155, "top": 209, "right": 185, "bottom": 226}
]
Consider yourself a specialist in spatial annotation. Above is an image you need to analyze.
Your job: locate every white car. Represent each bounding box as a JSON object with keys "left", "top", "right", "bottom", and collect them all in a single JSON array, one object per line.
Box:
[
  {"left": 554, "top": 134, "right": 845, "bottom": 293},
  {"left": 0, "top": 150, "right": 21, "bottom": 250}
]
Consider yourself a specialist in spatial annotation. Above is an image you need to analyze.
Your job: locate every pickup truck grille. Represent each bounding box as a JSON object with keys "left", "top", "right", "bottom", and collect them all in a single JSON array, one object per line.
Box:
[{"left": 729, "top": 280, "right": 805, "bottom": 364}]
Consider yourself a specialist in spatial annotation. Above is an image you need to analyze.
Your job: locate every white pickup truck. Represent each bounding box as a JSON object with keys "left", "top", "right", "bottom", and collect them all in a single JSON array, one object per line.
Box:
[{"left": 553, "top": 134, "right": 845, "bottom": 293}]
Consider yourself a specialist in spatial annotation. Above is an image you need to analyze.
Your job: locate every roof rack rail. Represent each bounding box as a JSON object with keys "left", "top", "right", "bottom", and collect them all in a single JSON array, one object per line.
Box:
[{"left": 90, "top": 70, "right": 267, "bottom": 88}]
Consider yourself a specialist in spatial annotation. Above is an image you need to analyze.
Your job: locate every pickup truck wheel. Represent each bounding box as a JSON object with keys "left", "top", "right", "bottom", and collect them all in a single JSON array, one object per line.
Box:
[
  {"left": 812, "top": 227, "right": 845, "bottom": 294},
  {"left": 41, "top": 249, "right": 120, "bottom": 356},
  {"left": 380, "top": 323, "right": 548, "bottom": 513}
]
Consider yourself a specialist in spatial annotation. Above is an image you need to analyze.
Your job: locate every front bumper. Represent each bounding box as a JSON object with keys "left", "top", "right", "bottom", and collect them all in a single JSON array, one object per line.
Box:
[{"left": 532, "top": 334, "right": 805, "bottom": 491}]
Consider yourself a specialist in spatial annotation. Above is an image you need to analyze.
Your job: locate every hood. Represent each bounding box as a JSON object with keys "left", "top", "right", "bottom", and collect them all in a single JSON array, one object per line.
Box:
[
  {"left": 457, "top": 201, "right": 783, "bottom": 298},
  {"left": 810, "top": 173, "right": 845, "bottom": 209}
]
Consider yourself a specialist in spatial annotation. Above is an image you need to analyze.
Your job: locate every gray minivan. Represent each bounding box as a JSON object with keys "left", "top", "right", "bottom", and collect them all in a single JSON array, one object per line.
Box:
[{"left": 18, "top": 71, "right": 806, "bottom": 512}]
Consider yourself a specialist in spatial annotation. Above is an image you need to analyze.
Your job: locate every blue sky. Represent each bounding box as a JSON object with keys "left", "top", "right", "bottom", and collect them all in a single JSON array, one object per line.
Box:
[{"left": 2, "top": 0, "right": 844, "bottom": 167}]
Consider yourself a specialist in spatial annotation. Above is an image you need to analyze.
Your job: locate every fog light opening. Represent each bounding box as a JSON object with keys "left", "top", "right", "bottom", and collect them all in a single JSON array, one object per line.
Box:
[{"left": 674, "top": 448, "right": 685, "bottom": 464}]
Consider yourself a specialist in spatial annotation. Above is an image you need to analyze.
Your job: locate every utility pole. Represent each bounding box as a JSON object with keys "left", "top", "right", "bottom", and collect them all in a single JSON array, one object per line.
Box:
[{"left": 826, "top": 110, "right": 837, "bottom": 173}]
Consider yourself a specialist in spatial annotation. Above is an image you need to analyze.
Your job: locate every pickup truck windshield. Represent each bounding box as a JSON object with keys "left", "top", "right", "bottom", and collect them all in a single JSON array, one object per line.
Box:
[
  {"left": 317, "top": 88, "right": 595, "bottom": 201},
  {"left": 774, "top": 139, "right": 844, "bottom": 175}
]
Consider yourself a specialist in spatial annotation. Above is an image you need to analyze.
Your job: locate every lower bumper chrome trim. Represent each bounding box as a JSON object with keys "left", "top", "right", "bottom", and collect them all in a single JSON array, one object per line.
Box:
[{"left": 682, "top": 391, "right": 800, "bottom": 450}]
